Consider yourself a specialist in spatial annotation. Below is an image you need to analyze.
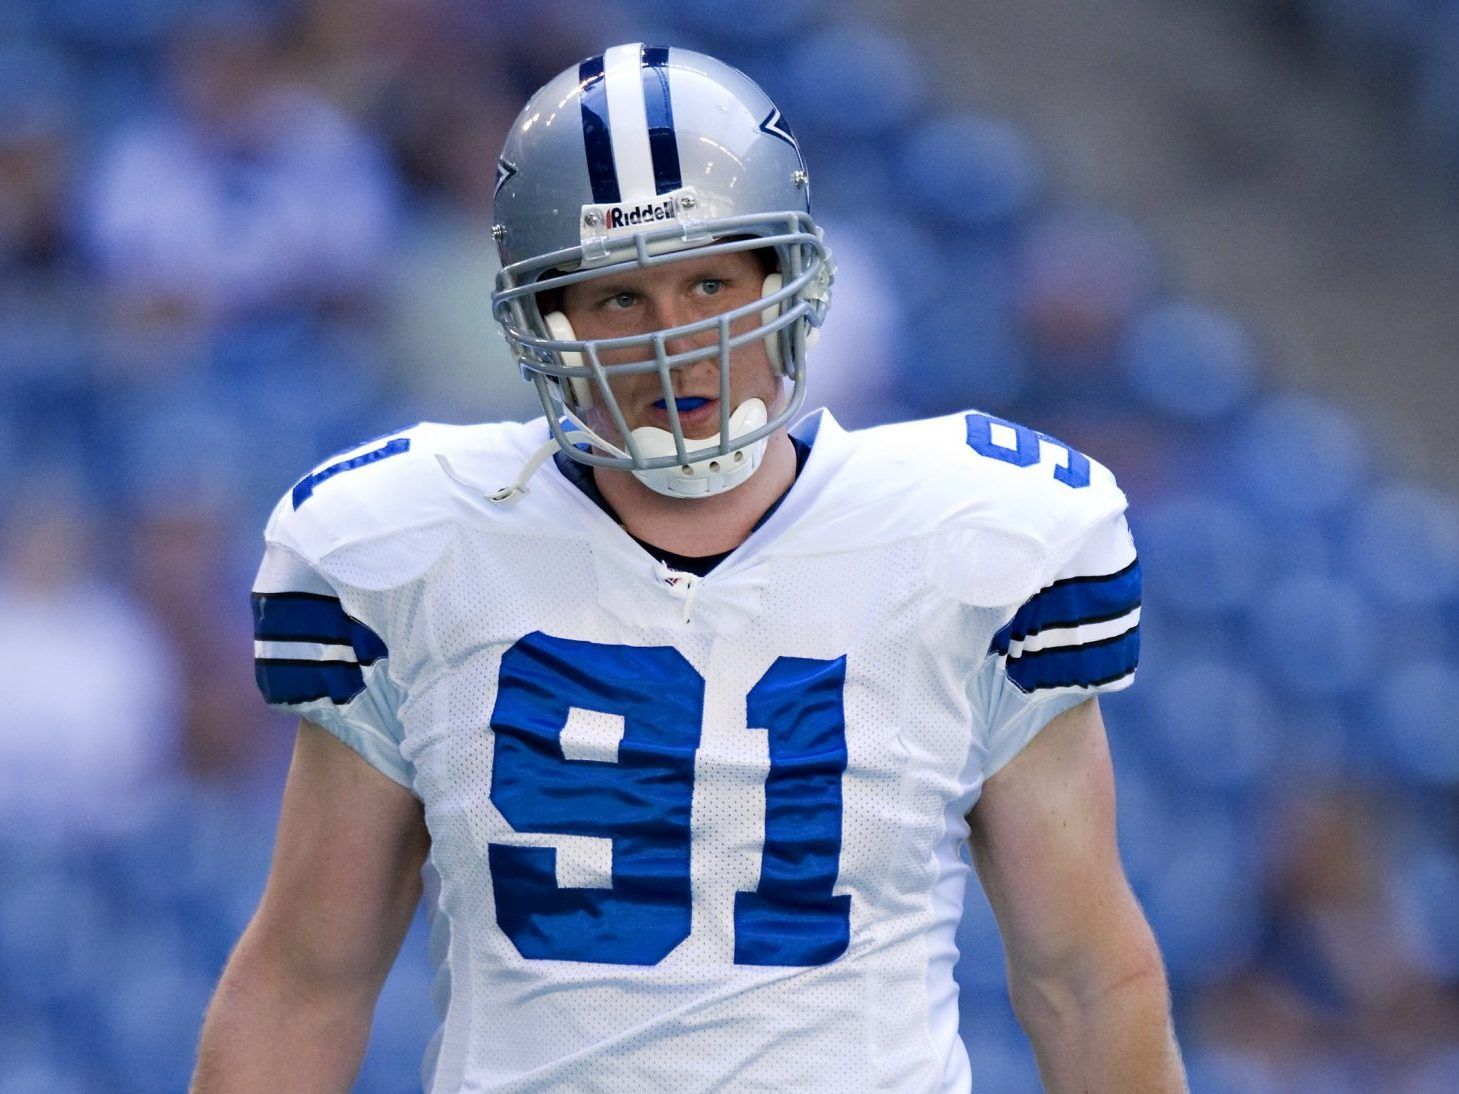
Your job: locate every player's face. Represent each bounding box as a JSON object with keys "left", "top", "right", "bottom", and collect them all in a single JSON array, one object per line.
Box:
[{"left": 558, "top": 249, "right": 780, "bottom": 442}]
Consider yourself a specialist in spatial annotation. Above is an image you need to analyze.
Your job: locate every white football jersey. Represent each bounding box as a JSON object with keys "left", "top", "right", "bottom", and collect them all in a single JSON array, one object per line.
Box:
[{"left": 251, "top": 409, "right": 1139, "bottom": 1093}]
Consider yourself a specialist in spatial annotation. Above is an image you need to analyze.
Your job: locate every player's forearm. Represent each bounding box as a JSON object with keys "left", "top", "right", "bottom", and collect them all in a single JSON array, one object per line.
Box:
[
  {"left": 191, "top": 924, "right": 380, "bottom": 1093},
  {"left": 1009, "top": 945, "right": 1186, "bottom": 1094}
]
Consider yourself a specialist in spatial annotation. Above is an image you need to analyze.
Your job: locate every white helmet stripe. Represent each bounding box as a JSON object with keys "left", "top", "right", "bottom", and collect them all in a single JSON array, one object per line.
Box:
[{"left": 602, "top": 43, "right": 657, "bottom": 202}]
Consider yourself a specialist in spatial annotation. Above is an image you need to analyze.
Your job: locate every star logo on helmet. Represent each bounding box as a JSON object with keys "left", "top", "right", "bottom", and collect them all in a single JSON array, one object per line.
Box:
[
  {"left": 759, "top": 109, "right": 805, "bottom": 170},
  {"left": 495, "top": 158, "right": 518, "bottom": 197}
]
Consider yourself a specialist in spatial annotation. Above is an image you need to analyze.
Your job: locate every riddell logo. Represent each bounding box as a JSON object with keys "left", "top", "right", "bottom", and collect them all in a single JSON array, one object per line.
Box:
[
  {"left": 580, "top": 188, "right": 696, "bottom": 252},
  {"left": 605, "top": 197, "right": 678, "bottom": 229}
]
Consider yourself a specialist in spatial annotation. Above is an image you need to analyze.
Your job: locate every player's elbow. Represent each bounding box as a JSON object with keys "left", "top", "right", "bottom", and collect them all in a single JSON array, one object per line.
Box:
[
  {"left": 1007, "top": 928, "right": 1170, "bottom": 1035},
  {"left": 194, "top": 916, "right": 385, "bottom": 1093},
  {"left": 227, "top": 903, "right": 393, "bottom": 1010}
]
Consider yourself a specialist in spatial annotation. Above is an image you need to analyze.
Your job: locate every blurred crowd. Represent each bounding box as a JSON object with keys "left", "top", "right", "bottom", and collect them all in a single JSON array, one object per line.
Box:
[
  {"left": 1255, "top": 0, "right": 1459, "bottom": 175},
  {"left": 1, "top": 0, "right": 1458, "bottom": 1090}
]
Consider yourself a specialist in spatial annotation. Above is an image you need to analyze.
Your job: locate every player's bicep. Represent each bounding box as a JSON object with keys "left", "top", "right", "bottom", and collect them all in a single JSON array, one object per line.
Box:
[
  {"left": 252, "top": 719, "right": 430, "bottom": 989},
  {"left": 967, "top": 698, "right": 1135, "bottom": 978}
]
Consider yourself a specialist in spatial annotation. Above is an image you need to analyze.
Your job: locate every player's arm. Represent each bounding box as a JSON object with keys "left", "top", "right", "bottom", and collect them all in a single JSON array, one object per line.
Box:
[
  {"left": 967, "top": 697, "right": 1186, "bottom": 1093},
  {"left": 191, "top": 719, "right": 430, "bottom": 1093}
]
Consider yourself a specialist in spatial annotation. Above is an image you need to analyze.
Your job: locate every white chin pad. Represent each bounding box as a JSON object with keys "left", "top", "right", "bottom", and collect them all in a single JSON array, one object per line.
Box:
[
  {"left": 629, "top": 398, "right": 769, "bottom": 498},
  {"left": 543, "top": 311, "right": 593, "bottom": 407}
]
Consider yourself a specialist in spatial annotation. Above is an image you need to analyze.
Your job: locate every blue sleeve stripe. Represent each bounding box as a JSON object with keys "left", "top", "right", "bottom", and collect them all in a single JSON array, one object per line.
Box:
[
  {"left": 251, "top": 593, "right": 387, "bottom": 664},
  {"left": 256, "top": 659, "right": 368, "bottom": 706},
  {"left": 990, "top": 559, "right": 1141, "bottom": 655},
  {"left": 1005, "top": 626, "right": 1140, "bottom": 693}
]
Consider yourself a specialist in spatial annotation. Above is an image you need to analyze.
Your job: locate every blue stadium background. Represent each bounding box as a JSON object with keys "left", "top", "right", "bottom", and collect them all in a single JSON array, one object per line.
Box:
[{"left": 2, "top": 0, "right": 1458, "bottom": 1090}]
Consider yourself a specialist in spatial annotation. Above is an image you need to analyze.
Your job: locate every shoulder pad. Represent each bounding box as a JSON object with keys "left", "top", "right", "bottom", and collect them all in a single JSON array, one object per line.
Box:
[
  {"left": 263, "top": 420, "right": 548, "bottom": 565},
  {"left": 832, "top": 410, "right": 1129, "bottom": 604},
  {"left": 858, "top": 409, "right": 1125, "bottom": 544}
]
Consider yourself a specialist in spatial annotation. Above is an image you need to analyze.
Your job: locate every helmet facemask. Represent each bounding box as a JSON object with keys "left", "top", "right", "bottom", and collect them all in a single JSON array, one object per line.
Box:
[{"left": 492, "top": 214, "right": 832, "bottom": 498}]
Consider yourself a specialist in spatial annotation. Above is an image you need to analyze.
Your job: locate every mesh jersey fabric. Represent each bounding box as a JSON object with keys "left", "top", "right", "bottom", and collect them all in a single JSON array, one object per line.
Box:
[{"left": 250, "top": 408, "right": 1139, "bottom": 1093}]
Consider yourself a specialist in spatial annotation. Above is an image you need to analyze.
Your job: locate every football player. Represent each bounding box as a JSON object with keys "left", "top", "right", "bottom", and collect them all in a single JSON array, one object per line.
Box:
[{"left": 194, "top": 45, "right": 1186, "bottom": 1092}]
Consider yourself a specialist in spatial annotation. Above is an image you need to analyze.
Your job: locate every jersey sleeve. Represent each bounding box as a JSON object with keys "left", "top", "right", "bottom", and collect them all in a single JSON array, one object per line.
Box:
[
  {"left": 977, "top": 512, "right": 1141, "bottom": 779},
  {"left": 251, "top": 540, "right": 414, "bottom": 791}
]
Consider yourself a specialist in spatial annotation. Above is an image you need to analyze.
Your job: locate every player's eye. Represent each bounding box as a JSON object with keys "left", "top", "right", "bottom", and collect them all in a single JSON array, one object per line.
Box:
[
  {"left": 697, "top": 278, "right": 725, "bottom": 297},
  {"left": 604, "top": 291, "right": 638, "bottom": 309}
]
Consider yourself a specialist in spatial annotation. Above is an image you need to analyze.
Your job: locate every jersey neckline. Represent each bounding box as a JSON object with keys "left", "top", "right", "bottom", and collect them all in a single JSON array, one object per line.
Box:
[{"left": 538, "top": 408, "right": 852, "bottom": 579}]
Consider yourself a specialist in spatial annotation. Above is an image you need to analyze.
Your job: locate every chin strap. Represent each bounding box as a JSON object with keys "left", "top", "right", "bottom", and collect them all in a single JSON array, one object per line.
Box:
[{"left": 436, "top": 431, "right": 590, "bottom": 505}]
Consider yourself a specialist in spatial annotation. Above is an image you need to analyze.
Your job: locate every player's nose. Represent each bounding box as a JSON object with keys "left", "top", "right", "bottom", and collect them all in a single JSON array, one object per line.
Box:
[{"left": 655, "top": 299, "right": 717, "bottom": 364}]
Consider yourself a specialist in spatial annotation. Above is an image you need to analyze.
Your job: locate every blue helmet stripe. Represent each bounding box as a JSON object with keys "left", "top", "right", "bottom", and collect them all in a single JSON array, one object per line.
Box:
[
  {"left": 578, "top": 54, "right": 620, "bottom": 204},
  {"left": 641, "top": 46, "right": 682, "bottom": 195}
]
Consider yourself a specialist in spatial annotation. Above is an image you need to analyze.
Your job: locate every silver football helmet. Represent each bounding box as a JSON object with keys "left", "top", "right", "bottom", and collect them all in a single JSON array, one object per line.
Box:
[{"left": 491, "top": 44, "right": 833, "bottom": 498}]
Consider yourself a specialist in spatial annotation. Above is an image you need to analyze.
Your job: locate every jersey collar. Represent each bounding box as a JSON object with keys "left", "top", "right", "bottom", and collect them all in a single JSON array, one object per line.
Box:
[{"left": 539, "top": 407, "right": 852, "bottom": 575}]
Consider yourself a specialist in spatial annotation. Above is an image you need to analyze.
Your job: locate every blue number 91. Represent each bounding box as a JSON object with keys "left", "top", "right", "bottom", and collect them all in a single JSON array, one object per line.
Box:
[{"left": 488, "top": 632, "right": 849, "bottom": 968}]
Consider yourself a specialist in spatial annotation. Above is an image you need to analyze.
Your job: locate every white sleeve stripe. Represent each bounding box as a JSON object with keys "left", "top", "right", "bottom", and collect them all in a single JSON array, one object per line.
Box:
[
  {"left": 254, "top": 640, "right": 360, "bottom": 664},
  {"left": 1005, "top": 608, "right": 1141, "bottom": 659}
]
